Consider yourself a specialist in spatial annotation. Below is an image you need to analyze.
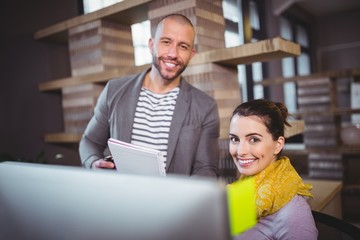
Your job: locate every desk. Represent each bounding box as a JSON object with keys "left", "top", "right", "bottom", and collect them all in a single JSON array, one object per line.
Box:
[{"left": 305, "top": 179, "right": 343, "bottom": 219}]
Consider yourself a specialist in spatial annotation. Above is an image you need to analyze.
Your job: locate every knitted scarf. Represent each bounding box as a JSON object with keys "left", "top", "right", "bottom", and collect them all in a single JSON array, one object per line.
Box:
[{"left": 239, "top": 156, "right": 313, "bottom": 219}]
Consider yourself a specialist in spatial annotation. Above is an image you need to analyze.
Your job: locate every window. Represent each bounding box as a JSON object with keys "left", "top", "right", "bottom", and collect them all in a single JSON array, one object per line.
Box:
[
  {"left": 131, "top": 21, "right": 152, "bottom": 66},
  {"left": 279, "top": 15, "right": 312, "bottom": 147},
  {"left": 280, "top": 16, "right": 312, "bottom": 113},
  {"left": 280, "top": 17, "right": 297, "bottom": 112},
  {"left": 83, "top": 0, "right": 123, "bottom": 14},
  {"left": 223, "top": 0, "right": 266, "bottom": 102},
  {"left": 249, "top": 1, "right": 260, "bottom": 30},
  {"left": 223, "top": 0, "right": 247, "bottom": 100}
]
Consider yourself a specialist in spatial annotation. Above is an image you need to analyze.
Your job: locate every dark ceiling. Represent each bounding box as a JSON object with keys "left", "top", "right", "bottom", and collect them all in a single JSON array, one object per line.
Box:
[{"left": 295, "top": 0, "right": 360, "bottom": 17}]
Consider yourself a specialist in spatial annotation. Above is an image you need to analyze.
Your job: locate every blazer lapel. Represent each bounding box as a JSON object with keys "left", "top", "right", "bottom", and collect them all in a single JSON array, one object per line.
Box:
[
  {"left": 166, "top": 79, "right": 191, "bottom": 168},
  {"left": 117, "top": 71, "right": 148, "bottom": 142}
]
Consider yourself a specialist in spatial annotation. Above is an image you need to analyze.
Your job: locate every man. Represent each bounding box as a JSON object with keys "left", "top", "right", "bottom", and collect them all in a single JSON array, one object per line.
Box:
[{"left": 79, "top": 14, "right": 220, "bottom": 177}]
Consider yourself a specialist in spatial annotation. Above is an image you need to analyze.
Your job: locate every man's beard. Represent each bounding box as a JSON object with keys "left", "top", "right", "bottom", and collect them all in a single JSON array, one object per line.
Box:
[{"left": 152, "top": 55, "right": 187, "bottom": 81}]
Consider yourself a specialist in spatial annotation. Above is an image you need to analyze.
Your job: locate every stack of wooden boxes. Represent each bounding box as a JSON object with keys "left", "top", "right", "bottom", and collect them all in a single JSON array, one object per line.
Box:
[
  {"left": 297, "top": 77, "right": 343, "bottom": 179},
  {"left": 62, "top": 20, "right": 134, "bottom": 133}
]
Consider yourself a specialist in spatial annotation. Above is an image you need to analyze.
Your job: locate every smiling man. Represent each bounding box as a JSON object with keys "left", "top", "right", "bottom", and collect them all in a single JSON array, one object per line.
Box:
[
  {"left": 148, "top": 15, "right": 195, "bottom": 89},
  {"left": 79, "top": 14, "right": 220, "bottom": 177}
]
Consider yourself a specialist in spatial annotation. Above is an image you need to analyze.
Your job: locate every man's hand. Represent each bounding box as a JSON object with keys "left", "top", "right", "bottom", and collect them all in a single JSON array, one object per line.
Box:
[{"left": 91, "top": 156, "right": 116, "bottom": 169}]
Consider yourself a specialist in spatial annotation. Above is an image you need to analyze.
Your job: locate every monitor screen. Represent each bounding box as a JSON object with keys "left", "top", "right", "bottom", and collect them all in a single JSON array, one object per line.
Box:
[{"left": 0, "top": 161, "right": 231, "bottom": 240}]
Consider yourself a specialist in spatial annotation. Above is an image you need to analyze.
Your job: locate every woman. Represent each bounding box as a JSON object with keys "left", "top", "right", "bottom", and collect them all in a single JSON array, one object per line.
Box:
[{"left": 229, "top": 99, "right": 318, "bottom": 240}]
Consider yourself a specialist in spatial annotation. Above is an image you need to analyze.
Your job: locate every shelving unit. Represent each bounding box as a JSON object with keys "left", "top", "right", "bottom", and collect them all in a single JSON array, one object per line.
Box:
[
  {"left": 35, "top": 0, "right": 301, "bottom": 143},
  {"left": 257, "top": 68, "right": 360, "bottom": 219},
  {"left": 40, "top": 37, "right": 300, "bottom": 143},
  {"left": 38, "top": 64, "right": 151, "bottom": 92},
  {"left": 259, "top": 68, "right": 360, "bottom": 86},
  {"left": 38, "top": 37, "right": 300, "bottom": 92},
  {"left": 255, "top": 67, "right": 360, "bottom": 161}
]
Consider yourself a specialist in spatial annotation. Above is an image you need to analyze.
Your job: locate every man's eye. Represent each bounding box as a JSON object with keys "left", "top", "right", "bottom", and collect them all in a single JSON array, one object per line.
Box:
[{"left": 180, "top": 44, "right": 189, "bottom": 50}]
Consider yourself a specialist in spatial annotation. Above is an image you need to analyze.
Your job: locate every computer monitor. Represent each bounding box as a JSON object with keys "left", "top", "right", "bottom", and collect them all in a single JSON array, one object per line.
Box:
[{"left": 0, "top": 161, "right": 231, "bottom": 240}]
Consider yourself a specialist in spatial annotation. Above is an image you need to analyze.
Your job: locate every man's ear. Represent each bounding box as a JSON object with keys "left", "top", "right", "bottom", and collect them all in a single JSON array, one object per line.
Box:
[
  {"left": 148, "top": 38, "right": 154, "bottom": 53},
  {"left": 190, "top": 47, "right": 196, "bottom": 58},
  {"left": 274, "top": 136, "right": 285, "bottom": 155}
]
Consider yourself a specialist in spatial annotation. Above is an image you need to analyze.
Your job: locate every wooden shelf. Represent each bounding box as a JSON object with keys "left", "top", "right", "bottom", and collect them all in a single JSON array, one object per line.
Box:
[
  {"left": 283, "top": 145, "right": 360, "bottom": 155},
  {"left": 334, "top": 107, "right": 360, "bottom": 115},
  {"left": 290, "top": 107, "right": 360, "bottom": 118},
  {"left": 44, "top": 133, "right": 82, "bottom": 143},
  {"left": 190, "top": 37, "right": 300, "bottom": 66},
  {"left": 343, "top": 184, "right": 360, "bottom": 193},
  {"left": 256, "top": 68, "right": 360, "bottom": 87},
  {"left": 38, "top": 64, "right": 151, "bottom": 92},
  {"left": 285, "top": 120, "right": 305, "bottom": 138},
  {"left": 306, "top": 146, "right": 360, "bottom": 154},
  {"left": 337, "top": 145, "right": 360, "bottom": 154},
  {"left": 304, "top": 179, "right": 342, "bottom": 217},
  {"left": 44, "top": 119, "right": 305, "bottom": 143},
  {"left": 38, "top": 37, "right": 300, "bottom": 92},
  {"left": 34, "top": 0, "right": 152, "bottom": 43}
]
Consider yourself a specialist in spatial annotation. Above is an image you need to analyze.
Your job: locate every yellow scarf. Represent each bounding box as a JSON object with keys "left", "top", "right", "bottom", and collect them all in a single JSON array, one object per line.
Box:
[{"left": 239, "top": 156, "right": 313, "bottom": 219}]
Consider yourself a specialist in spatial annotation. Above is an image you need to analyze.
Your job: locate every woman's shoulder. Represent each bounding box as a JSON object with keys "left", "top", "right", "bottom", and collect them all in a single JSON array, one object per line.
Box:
[
  {"left": 273, "top": 195, "right": 313, "bottom": 227},
  {"left": 235, "top": 196, "right": 317, "bottom": 240},
  {"left": 272, "top": 195, "right": 318, "bottom": 239},
  {"left": 279, "top": 194, "right": 311, "bottom": 216}
]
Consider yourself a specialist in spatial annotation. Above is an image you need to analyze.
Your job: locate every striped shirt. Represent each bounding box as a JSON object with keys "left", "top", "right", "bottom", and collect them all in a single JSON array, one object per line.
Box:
[{"left": 131, "top": 87, "right": 180, "bottom": 164}]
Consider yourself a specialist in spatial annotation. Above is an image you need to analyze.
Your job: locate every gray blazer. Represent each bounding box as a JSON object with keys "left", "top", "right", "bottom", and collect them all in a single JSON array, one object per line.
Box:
[{"left": 79, "top": 69, "right": 220, "bottom": 177}]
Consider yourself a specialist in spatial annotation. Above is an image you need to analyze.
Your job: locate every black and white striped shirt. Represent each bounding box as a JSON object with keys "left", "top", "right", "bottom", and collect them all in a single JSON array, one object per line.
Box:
[{"left": 131, "top": 87, "right": 180, "bottom": 164}]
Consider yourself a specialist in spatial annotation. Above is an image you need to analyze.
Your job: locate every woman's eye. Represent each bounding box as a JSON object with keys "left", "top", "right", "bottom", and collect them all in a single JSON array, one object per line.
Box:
[
  {"left": 229, "top": 136, "right": 239, "bottom": 143},
  {"left": 249, "top": 137, "right": 260, "bottom": 143}
]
